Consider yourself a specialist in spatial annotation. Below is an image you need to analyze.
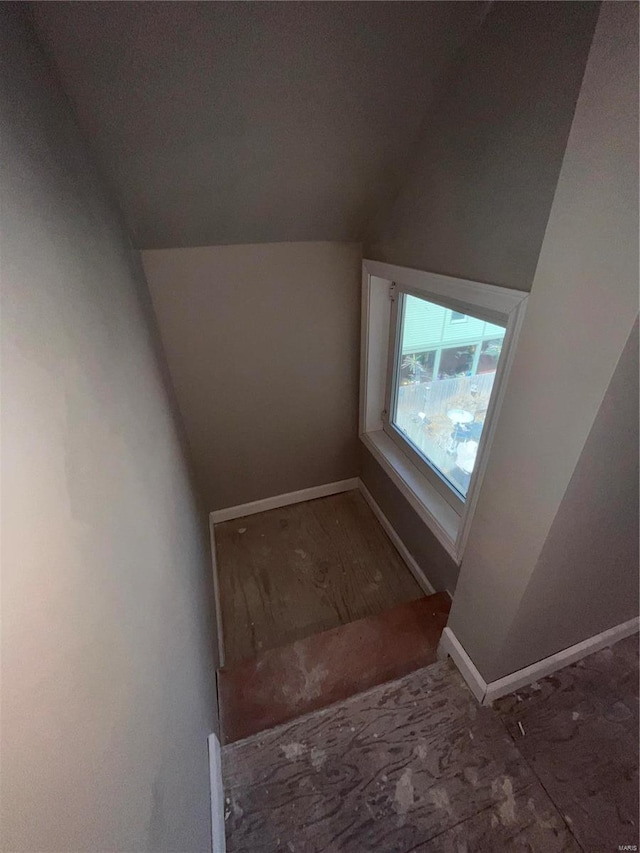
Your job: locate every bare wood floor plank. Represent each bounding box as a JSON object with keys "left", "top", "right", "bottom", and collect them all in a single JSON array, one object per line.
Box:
[
  {"left": 222, "top": 661, "right": 578, "bottom": 853},
  {"left": 215, "top": 490, "right": 424, "bottom": 664},
  {"left": 218, "top": 593, "right": 451, "bottom": 744}
]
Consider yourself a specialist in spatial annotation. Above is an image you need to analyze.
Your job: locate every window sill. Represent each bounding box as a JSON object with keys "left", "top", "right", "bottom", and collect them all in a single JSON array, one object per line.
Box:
[{"left": 360, "top": 429, "right": 461, "bottom": 563}]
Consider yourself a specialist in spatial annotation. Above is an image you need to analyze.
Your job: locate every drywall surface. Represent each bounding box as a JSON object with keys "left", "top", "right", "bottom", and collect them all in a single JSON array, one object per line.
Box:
[
  {"left": 143, "top": 242, "right": 361, "bottom": 511},
  {"left": 448, "top": 2, "right": 639, "bottom": 682},
  {"left": 1, "top": 8, "right": 217, "bottom": 852},
  {"left": 360, "top": 447, "right": 459, "bottom": 595},
  {"left": 365, "top": 1, "right": 599, "bottom": 291},
  {"left": 497, "top": 321, "right": 639, "bottom": 675},
  {"left": 32, "top": 2, "right": 487, "bottom": 249},
  {"left": 358, "top": 2, "right": 598, "bottom": 591}
]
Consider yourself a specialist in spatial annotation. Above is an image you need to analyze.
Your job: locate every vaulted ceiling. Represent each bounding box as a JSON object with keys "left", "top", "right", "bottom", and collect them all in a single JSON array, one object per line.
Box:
[{"left": 31, "top": 2, "right": 487, "bottom": 249}]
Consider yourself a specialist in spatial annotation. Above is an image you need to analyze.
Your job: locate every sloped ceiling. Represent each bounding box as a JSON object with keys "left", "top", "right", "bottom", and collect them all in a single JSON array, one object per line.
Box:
[{"left": 31, "top": 2, "right": 486, "bottom": 249}]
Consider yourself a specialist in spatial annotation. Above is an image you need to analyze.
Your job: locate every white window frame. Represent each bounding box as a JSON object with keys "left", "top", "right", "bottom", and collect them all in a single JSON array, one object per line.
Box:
[{"left": 360, "top": 259, "right": 528, "bottom": 564}]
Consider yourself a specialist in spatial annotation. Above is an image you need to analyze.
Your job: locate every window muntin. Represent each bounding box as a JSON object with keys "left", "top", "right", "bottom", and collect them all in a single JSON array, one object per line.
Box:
[{"left": 386, "top": 292, "right": 506, "bottom": 503}]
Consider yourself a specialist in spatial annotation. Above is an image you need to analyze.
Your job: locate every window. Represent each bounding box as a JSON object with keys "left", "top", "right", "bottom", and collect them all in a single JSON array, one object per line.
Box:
[
  {"left": 360, "top": 260, "right": 527, "bottom": 562},
  {"left": 385, "top": 294, "right": 507, "bottom": 509}
]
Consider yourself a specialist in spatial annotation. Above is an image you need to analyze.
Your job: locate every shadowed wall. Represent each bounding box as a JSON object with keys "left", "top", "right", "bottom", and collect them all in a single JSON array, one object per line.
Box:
[
  {"left": 143, "top": 241, "right": 362, "bottom": 510},
  {"left": 1, "top": 7, "right": 218, "bottom": 851},
  {"left": 361, "top": 1, "right": 600, "bottom": 594},
  {"left": 448, "top": 1, "right": 639, "bottom": 681}
]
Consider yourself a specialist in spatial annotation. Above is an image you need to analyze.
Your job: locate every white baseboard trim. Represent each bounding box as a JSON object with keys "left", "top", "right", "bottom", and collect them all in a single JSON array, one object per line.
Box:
[
  {"left": 210, "top": 478, "right": 360, "bottom": 524},
  {"left": 483, "top": 616, "right": 640, "bottom": 704},
  {"left": 208, "top": 516, "right": 226, "bottom": 669},
  {"left": 438, "top": 617, "right": 640, "bottom": 706},
  {"left": 437, "top": 627, "right": 488, "bottom": 703},
  {"left": 208, "top": 733, "right": 226, "bottom": 853},
  {"left": 358, "top": 480, "right": 436, "bottom": 596}
]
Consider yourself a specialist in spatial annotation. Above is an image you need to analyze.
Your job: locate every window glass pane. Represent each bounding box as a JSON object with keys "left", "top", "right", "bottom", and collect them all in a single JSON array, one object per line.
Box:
[{"left": 392, "top": 294, "right": 506, "bottom": 499}]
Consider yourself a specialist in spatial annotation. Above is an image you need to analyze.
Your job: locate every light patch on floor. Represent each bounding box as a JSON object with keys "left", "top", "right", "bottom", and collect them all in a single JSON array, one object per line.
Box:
[
  {"left": 280, "top": 643, "right": 329, "bottom": 703},
  {"left": 280, "top": 742, "right": 307, "bottom": 760},
  {"left": 527, "top": 797, "right": 559, "bottom": 831},
  {"left": 464, "top": 766, "right": 479, "bottom": 787},
  {"left": 429, "top": 785, "right": 453, "bottom": 817},
  {"left": 605, "top": 700, "right": 632, "bottom": 722},
  {"left": 493, "top": 776, "right": 517, "bottom": 826},
  {"left": 394, "top": 768, "right": 414, "bottom": 822},
  {"left": 310, "top": 747, "right": 327, "bottom": 771},
  {"left": 413, "top": 739, "right": 428, "bottom": 761}
]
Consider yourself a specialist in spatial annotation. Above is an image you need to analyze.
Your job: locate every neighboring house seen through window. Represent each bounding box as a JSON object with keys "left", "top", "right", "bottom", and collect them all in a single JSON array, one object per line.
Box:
[
  {"left": 385, "top": 294, "right": 506, "bottom": 506},
  {"left": 360, "top": 260, "right": 527, "bottom": 562}
]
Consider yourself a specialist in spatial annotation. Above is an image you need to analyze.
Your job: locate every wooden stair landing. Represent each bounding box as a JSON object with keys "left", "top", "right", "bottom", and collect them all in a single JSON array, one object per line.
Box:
[
  {"left": 218, "top": 592, "right": 450, "bottom": 744},
  {"left": 222, "top": 659, "right": 578, "bottom": 853}
]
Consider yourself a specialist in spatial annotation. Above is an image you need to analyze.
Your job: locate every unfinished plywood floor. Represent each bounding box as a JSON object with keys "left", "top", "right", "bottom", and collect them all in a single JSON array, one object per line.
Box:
[
  {"left": 223, "top": 660, "right": 578, "bottom": 853},
  {"left": 495, "top": 633, "right": 639, "bottom": 852},
  {"left": 223, "top": 636, "right": 639, "bottom": 853},
  {"left": 214, "top": 489, "right": 423, "bottom": 665}
]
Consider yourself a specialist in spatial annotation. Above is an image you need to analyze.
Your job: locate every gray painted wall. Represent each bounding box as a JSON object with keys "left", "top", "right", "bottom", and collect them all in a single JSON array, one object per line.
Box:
[
  {"left": 142, "top": 242, "right": 362, "bottom": 511},
  {"left": 497, "top": 321, "right": 639, "bottom": 675},
  {"left": 365, "top": 1, "right": 599, "bottom": 291},
  {"left": 448, "top": 1, "right": 639, "bottom": 682},
  {"left": 359, "top": 1, "right": 599, "bottom": 595},
  {"left": 31, "top": 1, "right": 487, "bottom": 249},
  {"left": 360, "top": 448, "right": 458, "bottom": 595},
  {"left": 1, "top": 8, "right": 217, "bottom": 851}
]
